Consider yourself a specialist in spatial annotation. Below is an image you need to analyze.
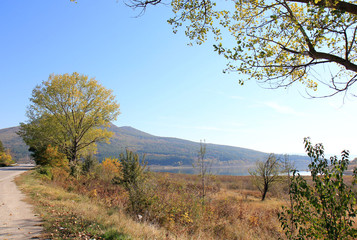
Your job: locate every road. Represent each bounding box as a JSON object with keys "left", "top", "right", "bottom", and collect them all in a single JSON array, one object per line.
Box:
[{"left": 0, "top": 165, "right": 43, "bottom": 239}]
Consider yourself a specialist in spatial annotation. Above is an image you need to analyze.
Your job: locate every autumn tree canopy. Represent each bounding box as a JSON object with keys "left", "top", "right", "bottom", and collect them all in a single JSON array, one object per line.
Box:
[
  {"left": 18, "top": 73, "right": 120, "bottom": 163},
  {"left": 125, "top": 0, "right": 357, "bottom": 97}
]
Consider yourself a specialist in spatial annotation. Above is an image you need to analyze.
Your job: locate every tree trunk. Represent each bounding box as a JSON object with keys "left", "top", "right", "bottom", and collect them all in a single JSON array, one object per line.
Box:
[{"left": 261, "top": 184, "right": 268, "bottom": 201}]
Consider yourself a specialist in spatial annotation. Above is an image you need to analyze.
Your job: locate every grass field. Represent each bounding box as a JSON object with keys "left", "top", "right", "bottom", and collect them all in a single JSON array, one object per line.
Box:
[{"left": 16, "top": 168, "right": 292, "bottom": 239}]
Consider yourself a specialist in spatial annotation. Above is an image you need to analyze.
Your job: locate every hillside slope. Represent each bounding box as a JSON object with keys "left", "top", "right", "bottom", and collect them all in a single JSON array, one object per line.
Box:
[{"left": 0, "top": 124, "right": 309, "bottom": 169}]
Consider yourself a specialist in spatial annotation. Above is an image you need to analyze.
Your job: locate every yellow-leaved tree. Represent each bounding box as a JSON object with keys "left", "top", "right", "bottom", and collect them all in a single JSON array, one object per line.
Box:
[
  {"left": 124, "top": 0, "right": 357, "bottom": 97},
  {"left": 0, "top": 150, "right": 14, "bottom": 167},
  {"left": 18, "top": 72, "right": 120, "bottom": 165}
]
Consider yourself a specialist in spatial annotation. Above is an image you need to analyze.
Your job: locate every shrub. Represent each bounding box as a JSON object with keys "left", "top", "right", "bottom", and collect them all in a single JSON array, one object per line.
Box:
[
  {"left": 279, "top": 137, "right": 357, "bottom": 239},
  {"left": 52, "top": 166, "right": 70, "bottom": 182},
  {"left": 35, "top": 144, "right": 69, "bottom": 167},
  {"left": 69, "top": 161, "right": 83, "bottom": 179},
  {"left": 36, "top": 165, "right": 53, "bottom": 180},
  {"left": 112, "top": 149, "right": 149, "bottom": 215},
  {"left": 0, "top": 150, "right": 14, "bottom": 167},
  {"left": 82, "top": 154, "right": 98, "bottom": 174},
  {"left": 0, "top": 140, "right": 5, "bottom": 153},
  {"left": 102, "top": 157, "right": 122, "bottom": 179}
]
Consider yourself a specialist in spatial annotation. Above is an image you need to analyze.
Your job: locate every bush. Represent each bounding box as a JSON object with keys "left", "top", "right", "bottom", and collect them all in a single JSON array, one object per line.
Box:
[
  {"left": 0, "top": 140, "right": 5, "bottom": 153},
  {"left": 279, "top": 137, "right": 357, "bottom": 239},
  {"left": 52, "top": 167, "right": 70, "bottom": 182},
  {"left": 0, "top": 150, "right": 14, "bottom": 167},
  {"left": 100, "top": 157, "right": 122, "bottom": 181},
  {"left": 36, "top": 165, "right": 53, "bottom": 180},
  {"left": 82, "top": 154, "right": 98, "bottom": 174},
  {"left": 112, "top": 149, "right": 149, "bottom": 215},
  {"left": 35, "top": 144, "right": 69, "bottom": 167}
]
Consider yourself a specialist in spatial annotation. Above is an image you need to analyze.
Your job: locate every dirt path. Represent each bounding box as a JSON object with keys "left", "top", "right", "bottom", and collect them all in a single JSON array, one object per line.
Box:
[{"left": 0, "top": 165, "right": 43, "bottom": 240}]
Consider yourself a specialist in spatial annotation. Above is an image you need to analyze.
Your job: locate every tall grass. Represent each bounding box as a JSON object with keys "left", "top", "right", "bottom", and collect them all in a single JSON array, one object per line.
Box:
[{"left": 17, "top": 167, "right": 288, "bottom": 239}]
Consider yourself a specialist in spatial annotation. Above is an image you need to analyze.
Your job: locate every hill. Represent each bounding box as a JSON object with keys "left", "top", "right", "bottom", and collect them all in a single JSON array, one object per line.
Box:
[{"left": 0, "top": 124, "right": 309, "bottom": 170}]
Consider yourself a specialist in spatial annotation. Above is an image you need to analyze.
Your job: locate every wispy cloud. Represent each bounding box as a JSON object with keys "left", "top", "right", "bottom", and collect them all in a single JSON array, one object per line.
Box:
[
  {"left": 194, "top": 125, "right": 245, "bottom": 133},
  {"left": 203, "top": 89, "right": 245, "bottom": 101},
  {"left": 156, "top": 123, "right": 245, "bottom": 133},
  {"left": 261, "top": 101, "right": 305, "bottom": 116},
  {"left": 229, "top": 95, "right": 244, "bottom": 100}
]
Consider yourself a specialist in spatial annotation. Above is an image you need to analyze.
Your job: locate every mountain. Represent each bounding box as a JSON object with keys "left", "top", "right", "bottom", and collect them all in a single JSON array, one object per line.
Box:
[{"left": 0, "top": 124, "right": 310, "bottom": 169}]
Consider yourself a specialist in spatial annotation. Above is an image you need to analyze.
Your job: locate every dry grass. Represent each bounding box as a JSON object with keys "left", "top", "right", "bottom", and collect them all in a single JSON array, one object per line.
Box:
[
  {"left": 16, "top": 171, "right": 170, "bottom": 239},
  {"left": 16, "top": 169, "right": 288, "bottom": 239}
]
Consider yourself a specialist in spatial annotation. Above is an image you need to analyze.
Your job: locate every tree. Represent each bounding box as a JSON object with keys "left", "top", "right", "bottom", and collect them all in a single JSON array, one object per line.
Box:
[
  {"left": 193, "top": 140, "right": 212, "bottom": 205},
  {"left": 249, "top": 153, "right": 282, "bottom": 201},
  {"left": 127, "top": 0, "right": 357, "bottom": 97},
  {"left": 35, "top": 144, "right": 69, "bottom": 168},
  {"left": 0, "top": 140, "right": 5, "bottom": 153},
  {"left": 18, "top": 72, "right": 120, "bottom": 164},
  {"left": 112, "top": 149, "right": 149, "bottom": 215},
  {"left": 279, "top": 138, "right": 357, "bottom": 239},
  {"left": 0, "top": 150, "right": 14, "bottom": 167},
  {"left": 0, "top": 141, "right": 14, "bottom": 166}
]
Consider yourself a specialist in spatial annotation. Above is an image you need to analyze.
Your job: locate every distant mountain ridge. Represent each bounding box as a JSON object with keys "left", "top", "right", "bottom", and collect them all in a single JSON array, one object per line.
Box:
[{"left": 0, "top": 124, "right": 310, "bottom": 170}]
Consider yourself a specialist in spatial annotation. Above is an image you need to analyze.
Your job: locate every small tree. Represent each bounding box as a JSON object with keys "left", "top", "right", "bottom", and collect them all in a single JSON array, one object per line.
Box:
[
  {"left": 0, "top": 140, "right": 14, "bottom": 167},
  {"left": 113, "top": 149, "right": 149, "bottom": 215},
  {"left": 193, "top": 140, "right": 212, "bottom": 205},
  {"left": 82, "top": 154, "right": 98, "bottom": 174},
  {"left": 0, "top": 140, "right": 5, "bottom": 153},
  {"left": 249, "top": 153, "right": 281, "bottom": 201},
  {"left": 279, "top": 138, "right": 357, "bottom": 239},
  {"left": 0, "top": 150, "right": 14, "bottom": 167}
]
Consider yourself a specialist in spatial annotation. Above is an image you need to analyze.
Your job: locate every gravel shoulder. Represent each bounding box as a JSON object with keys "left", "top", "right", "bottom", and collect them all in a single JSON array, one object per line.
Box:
[{"left": 0, "top": 165, "right": 43, "bottom": 240}]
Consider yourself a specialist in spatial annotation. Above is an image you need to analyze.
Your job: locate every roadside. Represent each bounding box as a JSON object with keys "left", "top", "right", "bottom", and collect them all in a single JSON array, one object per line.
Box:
[
  {"left": 0, "top": 165, "right": 43, "bottom": 239},
  {"left": 15, "top": 171, "right": 156, "bottom": 239}
]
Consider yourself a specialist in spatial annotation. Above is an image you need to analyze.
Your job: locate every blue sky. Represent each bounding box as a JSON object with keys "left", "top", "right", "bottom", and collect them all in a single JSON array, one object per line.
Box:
[{"left": 1, "top": 0, "right": 357, "bottom": 156}]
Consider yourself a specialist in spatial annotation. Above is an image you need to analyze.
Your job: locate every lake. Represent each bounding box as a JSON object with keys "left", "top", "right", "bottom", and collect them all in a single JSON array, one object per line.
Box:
[
  {"left": 150, "top": 165, "right": 254, "bottom": 176},
  {"left": 150, "top": 165, "right": 311, "bottom": 176}
]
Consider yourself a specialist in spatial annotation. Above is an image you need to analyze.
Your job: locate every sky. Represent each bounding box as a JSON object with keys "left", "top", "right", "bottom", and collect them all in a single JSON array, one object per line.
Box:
[{"left": 1, "top": 0, "right": 357, "bottom": 156}]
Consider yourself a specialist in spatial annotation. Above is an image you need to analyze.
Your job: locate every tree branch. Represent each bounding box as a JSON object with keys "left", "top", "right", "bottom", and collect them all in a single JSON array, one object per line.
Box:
[{"left": 287, "top": 0, "right": 357, "bottom": 16}]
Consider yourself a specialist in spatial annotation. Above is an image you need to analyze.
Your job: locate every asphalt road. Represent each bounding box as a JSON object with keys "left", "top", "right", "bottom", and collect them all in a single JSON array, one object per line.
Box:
[{"left": 0, "top": 165, "right": 43, "bottom": 239}]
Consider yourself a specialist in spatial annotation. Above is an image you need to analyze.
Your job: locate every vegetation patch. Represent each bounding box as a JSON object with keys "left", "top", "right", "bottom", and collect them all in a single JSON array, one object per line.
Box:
[
  {"left": 15, "top": 171, "right": 165, "bottom": 239},
  {"left": 16, "top": 164, "right": 287, "bottom": 239}
]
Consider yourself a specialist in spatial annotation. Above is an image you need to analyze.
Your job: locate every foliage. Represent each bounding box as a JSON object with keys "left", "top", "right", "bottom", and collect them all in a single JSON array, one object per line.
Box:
[
  {"left": 0, "top": 140, "right": 15, "bottom": 166},
  {"left": 279, "top": 138, "right": 357, "bottom": 239},
  {"left": 18, "top": 72, "right": 120, "bottom": 163},
  {"left": 0, "top": 149, "right": 14, "bottom": 167},
  {"left": 0, "top": 140, "right": 4, "bottom": 152},
  {"left": 69, "top": 161, "right": 83, "bottom": 179},
  {"left": 112, "top": 149, "right": 149, "bottom": 215},
  {"left": 100, "top": 157, "right": 122, "bottom": 181},
  {"left": 82, "top": 154, "right": 99, "bottom": 174},
  {"left": 249, "top": 153, "right": 282, "bottom": 201},
  {"left": 36, "top": 165, "right": 53, "bottom": 180},
  {"left": 129, "top": 0, "right": 357, "bottom": 96},
  {"left": 36, "top": 144, "right": 69, "bottom": 168}
]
